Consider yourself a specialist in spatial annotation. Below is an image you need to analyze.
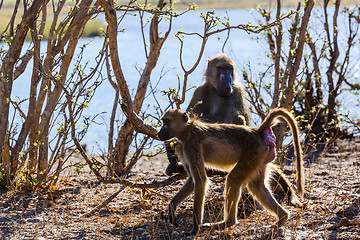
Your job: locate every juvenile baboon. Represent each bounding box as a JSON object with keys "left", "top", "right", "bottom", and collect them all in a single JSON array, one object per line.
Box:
[
  {"left": 158, "top": 108, "right": 304, "bottom": 235},
  {"left": 165, "top": 54, "right": 300, "bottom": 206}
]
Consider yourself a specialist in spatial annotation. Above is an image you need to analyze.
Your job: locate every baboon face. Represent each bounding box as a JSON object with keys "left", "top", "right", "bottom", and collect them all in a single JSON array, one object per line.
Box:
[
  {"left": 158, "top": 109, "right": 189, "bottom": 141},
  {"left": 216, "top": 65, "right": 233, "bottom": 97},
  {"left": 206, "top": 56, "right": 235, "bottom": 97}
]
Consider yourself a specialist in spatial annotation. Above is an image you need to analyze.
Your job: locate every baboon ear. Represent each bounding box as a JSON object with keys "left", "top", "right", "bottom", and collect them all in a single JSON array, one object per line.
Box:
[{"left": 182, "top": 112, "right": 189, "bottom": 122}]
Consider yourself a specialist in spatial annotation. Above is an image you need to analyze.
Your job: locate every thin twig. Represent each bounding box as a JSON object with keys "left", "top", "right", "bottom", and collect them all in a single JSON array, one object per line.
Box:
[{"left": 82, "top": 185, "right": 127, "bottom": 217}]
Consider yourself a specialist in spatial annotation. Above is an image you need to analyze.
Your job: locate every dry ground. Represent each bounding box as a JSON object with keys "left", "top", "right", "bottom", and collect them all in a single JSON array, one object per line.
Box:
[{"left": 1, "top": 138, "right": 360, "bottom": 239}]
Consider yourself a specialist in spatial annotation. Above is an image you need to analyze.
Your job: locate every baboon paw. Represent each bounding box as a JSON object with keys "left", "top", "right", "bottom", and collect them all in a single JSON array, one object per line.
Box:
[
  {"left": 189, "top": 226, "right": 200, "bottom": 236},
  {"left": 168, "top": 208, "right": 178, "bottom": 227},
  {"left": 165, "top": 163, "right": 186, "bottom": 176},
  {"left": 201, "top": 221, "right": 227, "bottom": 231},
  {"left": 291, "top": 199, "right": 303, "bottom": 208},
  {"left": 168, "top": 215, "right": 178, "bottom": 227},
  {"left": 165, "top": 164, "right": 175, "bottom": 176},
  {"left": 294, "top": 199, "right": 308, "bottom": 210},
  {"left": 201, "top": 223, "right": 212, "bottom": 230},
  {"left": 270, "top": 220, "right": 286, "bottom": 235}
]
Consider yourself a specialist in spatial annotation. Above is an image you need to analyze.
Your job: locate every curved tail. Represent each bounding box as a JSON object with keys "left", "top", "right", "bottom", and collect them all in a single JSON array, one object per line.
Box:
[{"left": 258, "top": 108, "right": 304, "bottom": 197}]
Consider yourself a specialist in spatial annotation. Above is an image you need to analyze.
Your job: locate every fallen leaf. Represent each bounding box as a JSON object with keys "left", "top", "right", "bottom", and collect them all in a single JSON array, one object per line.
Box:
[{"left": 50, "top": 185, "right": 59, "bottom": 190}]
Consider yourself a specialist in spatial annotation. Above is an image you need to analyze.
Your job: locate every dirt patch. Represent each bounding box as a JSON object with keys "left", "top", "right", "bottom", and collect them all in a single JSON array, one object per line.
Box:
[{"left": 1, "top": 139, "right": 360, "bottom": 239}]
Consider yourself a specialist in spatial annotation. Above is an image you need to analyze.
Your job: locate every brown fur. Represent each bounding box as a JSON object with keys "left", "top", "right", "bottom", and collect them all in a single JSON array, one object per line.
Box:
[
  {"left": 187, "top": 54, "right": 250, "bottom": 125},
  {"left": 167, "top": 54, "right": 301, "bottom": 207},
  {"left": 158, "top": 108, "right": 304, "bottom": 235}
]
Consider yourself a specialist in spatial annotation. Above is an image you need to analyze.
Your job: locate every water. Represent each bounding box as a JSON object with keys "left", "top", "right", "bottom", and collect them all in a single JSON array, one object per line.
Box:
[{"left": 7, "top": 7, "right": 360, "bottom": 152}]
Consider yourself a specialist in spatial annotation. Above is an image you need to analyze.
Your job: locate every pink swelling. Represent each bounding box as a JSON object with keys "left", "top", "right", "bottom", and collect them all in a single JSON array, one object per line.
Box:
[
  {"left": 264, "top": 127, "right": 276, "bottom": 163},
  {"left": 264, "top": 127, "right": 276, "bottom": 150}
]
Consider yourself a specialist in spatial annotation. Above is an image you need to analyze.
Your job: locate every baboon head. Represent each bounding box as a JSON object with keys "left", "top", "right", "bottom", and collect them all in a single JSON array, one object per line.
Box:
[
  {"left": 206, "top": 54, "right": 236, "bottom": 97},
  {"left": 158, "top": 109, "right": 189, "bottom": 141}
]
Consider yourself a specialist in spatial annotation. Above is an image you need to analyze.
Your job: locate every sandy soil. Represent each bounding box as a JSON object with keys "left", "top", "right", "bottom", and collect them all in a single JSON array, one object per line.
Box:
[{"left": 0, "top": 138, "right": 359, "bottom": 239}]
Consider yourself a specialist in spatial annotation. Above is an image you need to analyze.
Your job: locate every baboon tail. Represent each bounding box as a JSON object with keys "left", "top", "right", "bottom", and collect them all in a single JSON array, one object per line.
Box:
[{"left": 258, "top": 108, "right": 304, "bottom": 197}]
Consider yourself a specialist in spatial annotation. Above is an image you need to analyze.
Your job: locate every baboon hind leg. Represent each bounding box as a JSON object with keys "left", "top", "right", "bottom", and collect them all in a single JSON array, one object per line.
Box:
[
  {"left": 247, "top": 174, "right": 288, "bottom": 228},
  {"left": 168, "top": 177, "right": 194, "bottom": 225},
  {"left": 203, "top": 162, "right": 248, "bottom": 230}
]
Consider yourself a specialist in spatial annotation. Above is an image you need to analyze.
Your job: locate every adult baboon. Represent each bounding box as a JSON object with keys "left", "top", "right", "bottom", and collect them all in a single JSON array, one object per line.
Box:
[
  {"left": 165, "top": 54, "right": 299, "bottom": 206},
  {"left": 158, "top": 108, "right": 304, "bottom": 235},
  {"left": 165, "top": 54, "right": 250, "bottom": 176},
  {"left": 188, "top": 53, "right": 251, "bottom": 125}
]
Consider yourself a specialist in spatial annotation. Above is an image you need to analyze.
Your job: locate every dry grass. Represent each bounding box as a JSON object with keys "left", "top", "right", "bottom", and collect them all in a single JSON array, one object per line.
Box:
[{"left": 1, "top": 138, "right": 359, "bottom": 239}]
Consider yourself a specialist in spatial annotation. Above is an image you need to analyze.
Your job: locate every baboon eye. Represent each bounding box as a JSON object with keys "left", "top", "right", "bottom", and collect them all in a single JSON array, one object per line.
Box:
[{"left": 182, "top": 113, "right": 189, "bottom": 122}]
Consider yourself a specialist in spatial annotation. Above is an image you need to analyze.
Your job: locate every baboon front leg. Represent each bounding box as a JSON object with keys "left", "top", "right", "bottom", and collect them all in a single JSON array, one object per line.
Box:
[
  {"left": 247, "top": 177, "right": 288, "bottom": 228},
  {"left": 168, "top": 177, "right": 194, "bottom": 226},
  {"left": 190, "top": 165, "right": 208, "bottom": 235}
]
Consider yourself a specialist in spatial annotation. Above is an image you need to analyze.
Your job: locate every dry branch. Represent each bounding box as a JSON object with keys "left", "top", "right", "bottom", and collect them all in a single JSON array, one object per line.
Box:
[
  {"left": 82, "top": 185, "right": 127, "bottom": 217},
  {"left": 327, "top": 218, "right": 360, "bottom": 230},
  {"left": 98, "top": 0, "right": 160, "bottom": 140}
]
